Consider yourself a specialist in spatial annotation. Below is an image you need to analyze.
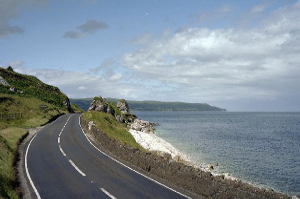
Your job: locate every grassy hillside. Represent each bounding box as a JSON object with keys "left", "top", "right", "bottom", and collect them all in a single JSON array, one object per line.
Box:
[
  {"left": 70, "top": 97, "right": 226, "bottom": 112},
  {"left": 0, "top": 67, "right": 69, "bottom": 110},
  {"left": 82, "top": 111, "right": 143, "bottom": 150},
  {"left": 0, "top": 128, "right": 27, "bottom": 199},
  {"left": 0, "top": 94, "right": 70, "bottom": 199},
  {"left": 0, "top": 67, "right": 82, "bottom": 198}
]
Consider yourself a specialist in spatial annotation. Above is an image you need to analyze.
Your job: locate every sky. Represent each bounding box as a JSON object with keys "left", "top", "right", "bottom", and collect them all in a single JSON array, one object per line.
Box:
[{"left": 1, "top": 0, "right": 300, "bottom": 111}]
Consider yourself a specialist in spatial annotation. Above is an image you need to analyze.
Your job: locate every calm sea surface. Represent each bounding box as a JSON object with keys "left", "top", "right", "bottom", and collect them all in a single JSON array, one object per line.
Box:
[{"left": 132, "top": 111, "right": 300, "bottom": 195}]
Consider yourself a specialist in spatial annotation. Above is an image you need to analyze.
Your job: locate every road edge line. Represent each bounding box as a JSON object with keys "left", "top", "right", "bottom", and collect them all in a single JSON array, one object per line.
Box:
[
  {"left": 79, "top": 114, "right": 191, "bottom": 199},
  {"left": 25, "top": 134, "right": 41, "bottom": 199}
]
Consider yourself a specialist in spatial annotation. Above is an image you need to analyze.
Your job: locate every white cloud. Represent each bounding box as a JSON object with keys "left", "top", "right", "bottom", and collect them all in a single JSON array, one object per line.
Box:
[
  {"left": 78, "top": 86, "right": 87, "bottom": 90},
  {"left": 11, "top": 65, "right": 172, "bottom": 101},
  {"left": 109, "top": 73, "right": 122, "bottom": 81},
  {"left": 122, "top": 1, "right": 300, "bottom": 111}
]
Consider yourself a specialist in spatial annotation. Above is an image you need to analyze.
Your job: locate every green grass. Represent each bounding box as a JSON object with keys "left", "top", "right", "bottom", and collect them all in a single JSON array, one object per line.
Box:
[
  {"left": 0, "top": 128, "right": 28, "bottom": 199},
  {"left": 0, "top": 67, "right": 69, "bottom": 110},
  {"left": 0, "top": 94, "right": 68, "bottom": 129},
  {"left": 83, "top": 111, "right": 144, "bottom": 150},
  {"left": 0, "top": 94, "right": 69, "bottom": 198}
]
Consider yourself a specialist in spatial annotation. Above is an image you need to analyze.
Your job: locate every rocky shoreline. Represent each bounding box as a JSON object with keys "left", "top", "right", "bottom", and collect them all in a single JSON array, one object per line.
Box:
[{"left": 81, "top": 115, "right": 290, "bottom": 199}]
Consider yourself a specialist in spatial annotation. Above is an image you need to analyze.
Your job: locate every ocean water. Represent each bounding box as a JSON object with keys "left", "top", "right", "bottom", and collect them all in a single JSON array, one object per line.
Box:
[{"left": 132, "top": 111, "right": 300, "bottom": 196}]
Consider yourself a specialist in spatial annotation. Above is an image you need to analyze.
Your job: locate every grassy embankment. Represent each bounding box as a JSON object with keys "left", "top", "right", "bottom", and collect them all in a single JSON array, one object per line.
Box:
[
  {"left": 82, "top": 111, "right": 144, "bottom": 151},
  {"left": 0, "top": 66, "right": 83, "bottom": 198},
  {"left": 0, "top": 94, "right": 70, "bottom": 198}
]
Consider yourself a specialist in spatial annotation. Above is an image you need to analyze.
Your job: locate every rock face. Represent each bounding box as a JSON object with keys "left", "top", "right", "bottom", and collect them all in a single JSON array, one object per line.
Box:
[
  {"left": 64, "top": 97, "right": 72, "bottom": 112},
  {"left": 117, "top": 99, "right": 129, "bottom": 114},
  {"left": 88, "top": 96, "right": 154, "bottom": 131},
  {"left": 0, "top": 76, "right": 10, "bottom": 86},
  {"left": 88, "top": 96, "right": 108, "bottom": 112},
  {"left": 130, "top": 118, "right": 155, "bottom": 134}
]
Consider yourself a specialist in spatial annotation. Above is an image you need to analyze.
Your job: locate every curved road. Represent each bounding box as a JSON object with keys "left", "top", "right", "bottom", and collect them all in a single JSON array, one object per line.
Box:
[{"left": 25, "top": 114, "right": 191, "bottom": 199}]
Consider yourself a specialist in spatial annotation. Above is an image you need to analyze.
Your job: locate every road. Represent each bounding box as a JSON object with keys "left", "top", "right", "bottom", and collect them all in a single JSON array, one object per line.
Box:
[{"left": 25, "top": 114, "right": 191, "bottom": 199}]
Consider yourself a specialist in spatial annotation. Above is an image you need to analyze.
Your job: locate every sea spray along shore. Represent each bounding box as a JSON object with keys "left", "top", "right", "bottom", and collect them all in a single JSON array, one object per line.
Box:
[{"left": 82, "top": 96, "right": 290, "bottom": 198}]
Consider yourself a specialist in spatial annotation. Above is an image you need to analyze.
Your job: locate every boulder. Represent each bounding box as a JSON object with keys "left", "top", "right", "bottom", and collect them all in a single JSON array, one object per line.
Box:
[
  {"left": 117, "top": 99, "right": 129, "bottom": 114},
  {"left": 130, "top": 118, "right": 155, "bottom": 133},
  {"left": 88, "top": 96, "right": 108, "bottom": 112}
]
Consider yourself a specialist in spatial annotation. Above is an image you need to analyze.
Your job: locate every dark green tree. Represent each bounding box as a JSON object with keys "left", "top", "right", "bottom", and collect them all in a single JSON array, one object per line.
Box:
[{"left": 7, "top": 66, "right": 14, "bottom": 72}]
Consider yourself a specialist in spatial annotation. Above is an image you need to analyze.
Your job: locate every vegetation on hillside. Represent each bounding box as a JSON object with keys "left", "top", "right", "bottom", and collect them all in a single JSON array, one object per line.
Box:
[
  {"left": 0, "top": 94, "right": 69, "bottom": 199},
  {"left": 0, "top": 128, "right": 27, "bottom": 199},
  {"left": 0, "top": 67, "right": 82, "bottom": 198},
  {"left": 70, "top": 97, "right": 226, "bottom": 112},
  {"left": 0, "top": 67, "right": 69, "bottom": 110},
  {"left": 83, "top": 111, "right": 143, "bottom": 151}
]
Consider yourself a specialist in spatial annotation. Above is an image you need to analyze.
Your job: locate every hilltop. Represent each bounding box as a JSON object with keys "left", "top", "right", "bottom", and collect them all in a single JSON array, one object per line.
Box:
[
  {"left": 0, "top": 67, "right": 78, "bottom": 112},
  {"left": 70, "top": 97, "right": 226, "bottom": 112}
]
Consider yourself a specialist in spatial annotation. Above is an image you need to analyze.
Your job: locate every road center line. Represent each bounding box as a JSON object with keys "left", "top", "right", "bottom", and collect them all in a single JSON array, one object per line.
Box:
[
  {"left": 100, "top": 188, "right": 117, "bottom": 199},
  {"left": 58, "top": 116, "right": 86, "bottom": 177},
  {"left": 68, "top": 159, "right": 86, "bottom": 176}
]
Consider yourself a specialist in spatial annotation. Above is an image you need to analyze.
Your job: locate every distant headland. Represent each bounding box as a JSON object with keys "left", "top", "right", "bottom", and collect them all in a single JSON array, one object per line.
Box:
[{"left": 70, "top": 97, "right": 227, "bottom": 112}]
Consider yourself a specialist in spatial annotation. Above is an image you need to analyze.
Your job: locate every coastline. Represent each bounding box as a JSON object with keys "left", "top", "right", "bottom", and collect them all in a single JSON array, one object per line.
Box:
[
  {"left": 127, "top": 128, "right": 269, "bottom": 190},
  {"left": 81, "top": 116, "right": 290, "bottom": 198},
  {"left": 129, "top": 128, "right": 290, "bottom": 194}
]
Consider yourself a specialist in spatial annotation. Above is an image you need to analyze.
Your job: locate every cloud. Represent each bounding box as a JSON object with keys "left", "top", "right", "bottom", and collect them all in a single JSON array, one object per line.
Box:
[
  {"left": 122, "top": 1, "right": 300, "bottom": 111},
  {"left": 0, "top": 22, "right": 24, "bottom": 37},
  {"left": 249, "top": 1, "right": 271, "bottom": 14},
  {"left": 238, "top": 1, "right": 273, "bottom": 27},
  {"left": 12, "top": 65, "right": 162, "bottom": 100},
  {"left": 0, "top": 0, "right": 47, "bottom": 37},
  {"left": 78, "top": 86, "right": 87, "bottom": 91},
  {"left": 63, "top": 30, "right": 85, "bottom": 39},
  {"left": 109, "top": 73, "right": 122, "bottom": 81},
  {"left": 90, "top": 58, "right": 115, "bottom": 74},
  {"left": 78, "top": 20, "right": 109, "bottom": 33},
  {"left": 63, "top": 19, "right": 109, "bottom": 39}
]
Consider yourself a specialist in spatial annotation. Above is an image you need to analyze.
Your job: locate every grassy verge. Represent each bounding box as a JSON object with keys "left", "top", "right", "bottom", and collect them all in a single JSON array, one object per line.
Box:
[
  {"left": 0, "top": 94, "right": 69, "bottom": 198},
  {"left": 0, "top": 94, "right": 68, "bottom": 129},
  {"left": 83, "top": 111, "right": 144, "bottom": 151},
  {"left": 0, "top": 128, "right": 28, "bottom": 199}
]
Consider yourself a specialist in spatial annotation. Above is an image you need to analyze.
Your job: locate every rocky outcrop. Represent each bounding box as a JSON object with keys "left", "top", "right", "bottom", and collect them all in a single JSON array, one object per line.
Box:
[
  {"left": 117, "top": 99, "right": 129, "bottom": 113},
  {"left": 130, "top": 118, "right": 155, "bottom": 134},
  {"left": 88, "top": 96, "right": 108, "bottom": 112},
  {"left": 0, "top": 75, "right": 10, "bottom": 86},
  {"left": 88, "top": 96, "right": 154, "bottom": 133},
  {"left": 64, "top": 97, "right": 72, "bottom": 112}
]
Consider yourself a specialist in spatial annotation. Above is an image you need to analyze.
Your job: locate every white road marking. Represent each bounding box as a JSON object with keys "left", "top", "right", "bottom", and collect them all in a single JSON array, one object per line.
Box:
[
  {"left": 68, "top": 159, "right": 86, "bottom": 176},
  {"left": 100, "top": 188, "right": 117, "bottom": 199},
  {"left": 58, "top": 116, "right": 86, "bottom": 177},
  {"left": 78, "top": 114, "right": 191, "bottom": 199},
  {"left": 59, "top": 145, "right": 66, "bottom": 156},
  {"left": 25, "top": 134, "right": 41, "bottom": 199}
]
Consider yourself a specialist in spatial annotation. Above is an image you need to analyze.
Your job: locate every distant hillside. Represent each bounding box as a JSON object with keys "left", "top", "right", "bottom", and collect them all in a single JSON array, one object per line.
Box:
[
  {"left": 70, "top": 98, "right": 226, "bottom": 112},
  {"left": 0, "top": 67, "right": 81, "bottom": 112}
]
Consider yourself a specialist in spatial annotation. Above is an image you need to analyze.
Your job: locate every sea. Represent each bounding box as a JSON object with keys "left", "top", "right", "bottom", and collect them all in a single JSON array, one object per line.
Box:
[{"left": 132, "top": 111, "right": 300, "bottom": 196}]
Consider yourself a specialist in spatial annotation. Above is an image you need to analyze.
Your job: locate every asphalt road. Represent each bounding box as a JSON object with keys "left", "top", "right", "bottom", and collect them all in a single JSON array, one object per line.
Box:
[{"left": 25, "top": 114, "right": 191, "bottom": 199}]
